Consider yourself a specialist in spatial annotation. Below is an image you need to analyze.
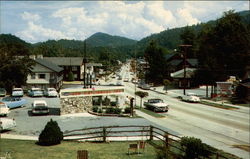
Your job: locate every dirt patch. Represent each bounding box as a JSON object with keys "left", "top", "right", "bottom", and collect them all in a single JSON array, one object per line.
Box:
[{"left": 233, "top": 145, "right": 250, "bottom": 152}]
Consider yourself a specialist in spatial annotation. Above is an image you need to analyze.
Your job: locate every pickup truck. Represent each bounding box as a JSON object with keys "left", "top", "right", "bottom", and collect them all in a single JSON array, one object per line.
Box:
[{"left": 144, "top": 99, "right": 169, "bottom": 112}]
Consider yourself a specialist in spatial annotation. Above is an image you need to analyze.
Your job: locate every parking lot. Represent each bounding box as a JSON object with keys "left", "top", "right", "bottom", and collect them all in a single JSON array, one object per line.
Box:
[{"left": 1, "top": 95, "right": 157, "bottom": 137}]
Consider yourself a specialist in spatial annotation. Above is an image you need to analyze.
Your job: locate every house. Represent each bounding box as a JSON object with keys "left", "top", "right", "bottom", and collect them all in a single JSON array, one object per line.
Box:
[
  {"left": 43, "top": 56, "right": 102, "bottom": 84},
  {"left": 165, "top": 53, "right": 198, "bottom": 74},
  {"left": 44, "top": 57, "right": 83, "bottom": 81},
  {"left": 170, "top": 68, "right": 197, "bottom": 88},
  {"left": 26, "top": 58, "right": 63, "bottom": 90}
]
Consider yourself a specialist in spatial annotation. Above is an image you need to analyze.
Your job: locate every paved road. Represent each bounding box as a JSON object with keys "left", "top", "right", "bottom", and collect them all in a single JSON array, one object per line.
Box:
[{"left": 123, "top": 81, "right": 250, "bottom": 159}]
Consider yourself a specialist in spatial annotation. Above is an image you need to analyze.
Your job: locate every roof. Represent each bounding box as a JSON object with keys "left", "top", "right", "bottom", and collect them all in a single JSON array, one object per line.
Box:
[
  {"left": 165, "top": 53, "right": 177, "bottom": 61},
  {"left": 43, "top": 57, "right": 83, "bottom": 66},
  {"left": 35, "top": 58, "right": 63, "bottom": 73},
  {"left": 170, "top": 68, "right": 197, "bottom": 78},
  {"left": 169, "top": 59, "right": 182, "bottom": 66},
  {"left": 186, "top": 59, "right": 198, "bottom": 67}
]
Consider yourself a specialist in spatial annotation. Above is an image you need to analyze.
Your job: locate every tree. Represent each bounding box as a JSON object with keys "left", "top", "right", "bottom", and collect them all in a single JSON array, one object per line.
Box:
[
  {"left": 163, "top": 79, "right": 171, "bottom": 93},
  {"left": 68, "top": 71, "right": 74, "bottom": 81},
  {"left": 180, "top": 26, "right": 197, "bottom": 58},
  {"left": 0, "top": 35, "right": 34, "bottom": 93},
  {"left": 180, "top": 136, "right": 213, "bottom": 159},
  {"left": 135, "top": 91, "right": 149, "bottom": 109},
  {"left": 144, "top": 41, "right": 167, "bottom": 85},
  {"left": 38, "top": 119, "right": 63, "bottom": 146}
]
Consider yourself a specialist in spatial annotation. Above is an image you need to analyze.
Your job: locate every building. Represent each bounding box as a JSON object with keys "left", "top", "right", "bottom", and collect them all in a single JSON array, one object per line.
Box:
[
  {"left": 44, "top": 57, "right": 102, "bottom": 84},
  {"left": 26, "top": 58, "right": 63, "bottom": 90},
  {"left": 59, "top": 86, "right": 125, "bottom": 115},
  {"left": 170, "top": 68, "right": 197, "bottom": 88}
]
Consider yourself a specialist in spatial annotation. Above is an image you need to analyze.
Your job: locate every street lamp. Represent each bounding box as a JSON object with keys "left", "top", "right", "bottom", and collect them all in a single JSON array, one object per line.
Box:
[
  {"left": 82, "top": 40, "right": 88, "bottom": 88},
  {"left": 179, "top": 44, "right": 192, "bottom": 95}
]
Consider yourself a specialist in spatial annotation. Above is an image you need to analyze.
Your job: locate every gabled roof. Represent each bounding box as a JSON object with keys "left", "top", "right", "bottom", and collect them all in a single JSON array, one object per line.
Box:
[
  {"left": 186, "top": 59, "right": 198, "bottom": 67},
  {"left": 169, "top": 59, "right": 182, "bottom": 66},
  {"left": 170, "top": 68, "right": 197, "bottom": 78},
  {"left": 165, "top": 53, "right": 177, "bottom": 61},
  {"left": 44, "top": 57, "right": 83, "bottom": 66},
  {"left": 35, "top": 58, "right": 63, "bottom": 73}
]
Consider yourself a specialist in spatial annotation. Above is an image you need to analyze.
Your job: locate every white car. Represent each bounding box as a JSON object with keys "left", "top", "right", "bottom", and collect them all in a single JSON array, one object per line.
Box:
[
  {"left": 44, "top": 88, "right": 58, "bottom": 97},
  {"left": 0, "top": 102, "right": 10, "bottom": 116},
  {"left": 12, "top": 88, "right": 24, "bottom": 97},
  {"left": 31, "top": 100, "right": 49, "bottom": 115},
  {"left": 182, "top": 93, "right": 200, "bottom": 102},
  {"left": 0, "top": 118, "right": 16, "bottom": 131}
]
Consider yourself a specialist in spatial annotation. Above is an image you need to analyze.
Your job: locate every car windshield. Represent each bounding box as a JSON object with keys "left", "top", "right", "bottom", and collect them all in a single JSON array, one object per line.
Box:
[
  {"left": 149, "top": 99, "right": 162, "bottom": 103},
  {"left": 48, "top": 88, "right": 56, "bottom": 91},
  {"left": 13, "top": 88, "right": 22, "bottom": 91},
  {"left": 35, "top": 103, "right": 46, "bottom": 106}
]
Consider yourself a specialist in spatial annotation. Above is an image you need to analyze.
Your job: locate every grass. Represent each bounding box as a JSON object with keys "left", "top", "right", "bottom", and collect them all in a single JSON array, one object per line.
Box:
[
  {"left": 199, "top": 101, "right": 239, "bottom": 110},
  {"left": 138, "top": 108, "right": 166, "bottom": 118},
  {"left": 0, "top": 139, "right": 158, "bottom": 159}
]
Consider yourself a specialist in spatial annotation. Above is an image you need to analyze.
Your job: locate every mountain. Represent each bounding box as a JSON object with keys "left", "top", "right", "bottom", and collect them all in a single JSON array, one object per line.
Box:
[
  {"left": 86, "top": 32, "right": 137, "bottom": 47},
  {"left": 135, "top": 10, "right": 250, "bottom": 56},
  {"left": 0, "top": 34, "right": 31, "bottom": 48}
]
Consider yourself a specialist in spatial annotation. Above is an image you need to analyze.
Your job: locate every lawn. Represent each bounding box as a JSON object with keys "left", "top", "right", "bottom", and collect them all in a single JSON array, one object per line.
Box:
[
  {"left": 0, "top": 139, "right": 158, "bottom": 159},
  {"left": 199, "top": 101, "right": 239, "bottom": 110},
  {"left": 138, "top": 108, "right": 166, "bottom": 118}
]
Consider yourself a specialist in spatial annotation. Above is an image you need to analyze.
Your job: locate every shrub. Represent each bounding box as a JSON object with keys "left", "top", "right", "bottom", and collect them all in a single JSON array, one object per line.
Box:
[
  {"left": 92, "top": 106, "right": 98, "bottom": 112},
  {"left": 68, "top": 71, "right": 74, "bottom": 81},
  {"left": 105, "top": 107, "right": 121, "bottom": 114},
  {"left": 124, "top": 107, "right": 131, "bottom": 114},
  {"left": 180, "top": 136, "right": 212, "bottom": 158},
  {"left": 102, "top": 97, "right": 110, "bottom": 106},
  {"left": 38, "top": 119, "right": 63, "bottom": 146},
  {"left": 98, "top": 109, "right": 103, "bottom": 113}
]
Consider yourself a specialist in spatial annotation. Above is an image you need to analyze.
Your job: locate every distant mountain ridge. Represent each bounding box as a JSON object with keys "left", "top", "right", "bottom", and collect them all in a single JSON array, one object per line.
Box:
[{"left": 86, "top": 32, "right": 137, "bottom": 47}]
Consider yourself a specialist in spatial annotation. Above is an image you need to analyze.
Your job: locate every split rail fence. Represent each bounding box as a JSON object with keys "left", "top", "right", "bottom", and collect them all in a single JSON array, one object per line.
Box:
[{"left": 63, "top": 125, "right": 232, "bottom": 159}]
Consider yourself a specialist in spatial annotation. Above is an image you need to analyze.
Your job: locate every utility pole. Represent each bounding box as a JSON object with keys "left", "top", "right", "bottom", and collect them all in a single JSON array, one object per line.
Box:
[
  {"left": 179, "top": 44, "right": 192, "bottom": 95},
  {"left": 83, "top": 40, "right": 87, "bottom": 88}
]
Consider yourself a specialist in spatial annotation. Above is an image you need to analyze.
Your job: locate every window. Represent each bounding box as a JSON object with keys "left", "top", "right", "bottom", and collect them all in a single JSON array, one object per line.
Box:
[
  {"left": 39, "top": 74, "right": 46, "bottom": 79},
  {"left": 31, "top": 73, "right": 36, "bottom": 79},
  {"left": 72, "top": 66, "right": 78, "bottom": 71}
]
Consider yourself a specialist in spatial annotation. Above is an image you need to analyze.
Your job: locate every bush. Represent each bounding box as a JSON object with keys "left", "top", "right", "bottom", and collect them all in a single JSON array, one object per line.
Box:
[
  {"left": 92, "top": 106, "right": 98, "bottom": 112},
  {"left": 98, "top": 109, "right": 103, "bottom": 113},
  {"left": 124, "top": 107, "right": 131, "bottom": 114},
  {"left": 180, "top": 136, "right": 212, "bottom": 159},
  {"left": 38, "top": 119, "right": 63, "bottom": 146},
  {"left": 68, "top": 71, "right": 74, "bottom": 81},
  {"left": 105, "top": 107, "right": 121, "bottom": 114}
]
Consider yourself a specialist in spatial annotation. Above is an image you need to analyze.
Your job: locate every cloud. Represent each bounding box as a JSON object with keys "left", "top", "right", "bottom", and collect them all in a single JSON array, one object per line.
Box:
[
  {"left": 21, "top": 11, "right": 41, "bottom": 21},
  {"left": 16, "top": 22, "right": 70, "bottom": 43},
  {"left": 6, "top": 1, "right": 248, "bottom": 43}
]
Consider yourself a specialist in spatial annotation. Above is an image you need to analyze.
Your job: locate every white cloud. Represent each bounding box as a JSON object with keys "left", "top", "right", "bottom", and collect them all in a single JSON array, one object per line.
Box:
[
  {"left": 7, "top": 1, "right": 248, "bottom": 43},
  {"left": 21, "top": 11, "right": 41, "bottom": 21},
  {"left": 16, "top": 22, "right": 70, "bottom": 43}
]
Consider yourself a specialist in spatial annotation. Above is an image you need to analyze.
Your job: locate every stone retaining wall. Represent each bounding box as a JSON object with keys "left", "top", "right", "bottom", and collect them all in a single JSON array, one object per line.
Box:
[{"left": 60, "top": 96, "right": 93, "bottom": 115}]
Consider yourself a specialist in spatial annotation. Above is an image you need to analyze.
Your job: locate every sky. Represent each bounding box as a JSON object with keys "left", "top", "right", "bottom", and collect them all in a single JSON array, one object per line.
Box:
[{"left": 0, "top": 1, "right": 249, "bottom": 43}]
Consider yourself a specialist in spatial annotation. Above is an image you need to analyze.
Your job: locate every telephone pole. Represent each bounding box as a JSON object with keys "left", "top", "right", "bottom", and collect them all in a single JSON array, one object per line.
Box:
[
  {"left": 83, "top": 40, "right": 87, "bottom": 88},
  {"left": 179, "top": 44, "right": 192, "bottom": 95}
]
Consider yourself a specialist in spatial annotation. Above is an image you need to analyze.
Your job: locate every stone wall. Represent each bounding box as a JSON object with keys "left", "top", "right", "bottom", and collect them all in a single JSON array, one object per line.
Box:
[{"left": 60, "top": 96, "right": 93, "bottom": 115}]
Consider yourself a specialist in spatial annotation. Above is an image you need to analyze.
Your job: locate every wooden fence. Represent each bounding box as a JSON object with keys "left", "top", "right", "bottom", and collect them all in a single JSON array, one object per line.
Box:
[{"left": 63, "top": 125, "right": 232, "bottom": 159}]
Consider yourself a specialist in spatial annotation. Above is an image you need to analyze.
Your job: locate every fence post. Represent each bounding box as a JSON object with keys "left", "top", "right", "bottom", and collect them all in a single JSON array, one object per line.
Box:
[
  {"left": 149, "top": 126, "right": 153, "bottom": 141},
  {"left": 103, "top": 127, "right": 107, "bottom": 142},
  {"left": 216, "top": 152, "right": 219, "bottom": 159},
  {"left": 165, "top": 132, "right": 169, "bottom": 149}
]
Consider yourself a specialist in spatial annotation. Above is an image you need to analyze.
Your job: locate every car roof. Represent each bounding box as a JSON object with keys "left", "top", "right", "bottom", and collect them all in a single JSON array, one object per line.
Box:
[
  {"left": 33, "top": 100, "right": 47, "bottom": 104},
  {"left": 31, "top": 88, "right": 42, "bottom": 90},
  {"left": 13, "top": 88, "right": 23, "bottom": 90}
]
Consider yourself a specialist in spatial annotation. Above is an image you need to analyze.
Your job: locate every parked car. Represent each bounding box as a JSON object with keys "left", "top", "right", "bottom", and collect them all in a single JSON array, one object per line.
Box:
[
  {"left": 181, "top": 93, "right": 200, "bottom": 103},
  {"left": 123, "top": 78, "right": 129, "bottom": 82},
  {"left": 0, "top": 118, "right": 16, "bottom": 131},
  {"left": 12, "top": 88, "right": 24, "bottom": 97},
  {"left": 144, "top": 99, "right": 169, "bottom": 112},
  {"left": 0, "top": 102, "right": 9, "bottom": 116},
  {"left": 31, "top": 100, "right": 49, "bottom": 115},
  {"left": 28, "top": 88, "right": 43, "bottom": 97},
  {"left": 1, "top": 97, "right": 27, "bottom": 109},
  {"left": 0, "top": 88, "right": 6, "bottom": 97},
  {"left": 43, "top": 88, "right": 58, "bottom": 97},
  {"left": 138, "top": 83, "right": 151, "bottom": 90}
]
